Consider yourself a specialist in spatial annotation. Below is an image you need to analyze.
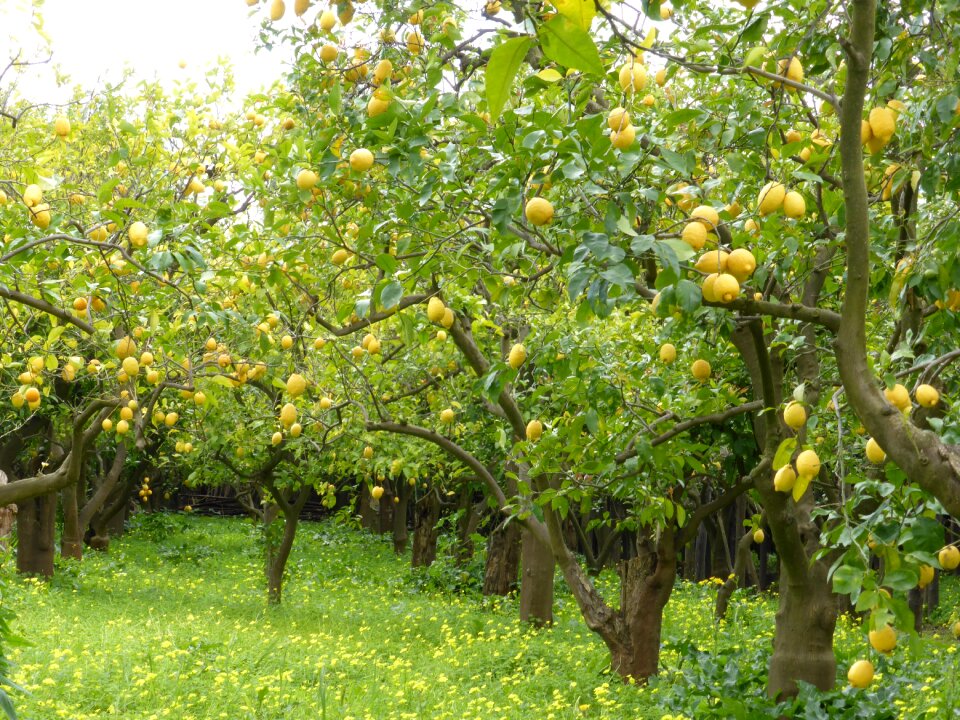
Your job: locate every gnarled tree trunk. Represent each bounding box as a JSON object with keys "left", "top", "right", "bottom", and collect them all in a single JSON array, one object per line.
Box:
[
  {"left": 17, "top": 491, "right": 57, "bottom": 576},
  {"left": 482, "top": 519, "right": 521, "bottom": 596},
  {"left": 60, "top": 482, "right": 83, "bottom": 560},
  {"left": 519, "top": 527, "right": 554, "bottom": 625},
  {"left": 392, "top": 479, "right": 410, "bottom": 555},
  {"left": 411, "top": 488, "right": 441, "bottom": 567},
  {"left": 265, "top": 487, "right": 309, "bottom": 605}
]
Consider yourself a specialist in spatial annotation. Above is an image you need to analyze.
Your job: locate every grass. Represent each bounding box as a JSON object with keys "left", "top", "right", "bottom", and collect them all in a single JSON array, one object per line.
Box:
[{"left": 0, "top": 514, "right": 957, "bottom": 719}]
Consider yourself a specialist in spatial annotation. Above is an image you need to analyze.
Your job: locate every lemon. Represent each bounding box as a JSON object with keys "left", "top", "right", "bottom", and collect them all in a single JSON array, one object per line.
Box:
[
  {"left": 783, "top": 191, "right": 806, "bottom": 219},
  {"left": 865, "top": 437, "right": 886, "bottom": 464},
  {"left": 783, "top": 402, "right": 806, "bottom": 430},
  {"left": 508, "top": 343, "right": 527, "bottom": 369},
  {"left": 440, "top": 408, "right": 455, "bottom": 424},
  {"left": 868, "top": 624, "right": 896, "bottom": 653},
  {"left": 713, "top": 274, "right": 740, "bottom": 303},
  {"left": 758, "top": 182, "right": 786, "bottom": 215},
  {"left": 681, "top": 222, "right": 707, "bottom": 250},
  {"left": 883, "top": 383, "right": 910, "bottom": 411},
  {"left": 427, "top": 297, "right": 446, "bottom": 323},
  {"left": 915, "top": 383, "right": 939, "bottom": 408},
  {"left": 287, "top": 373, "right": 307, "bottom": 397},
  {"left": 691, "top": 359, "right": 711, "bottom": 381},
  {"left": 524, "top": 197, "right": 554, "bottom": 226},
  {"left": 847, "top": 660, "right": 874, "bottom": 689},
  {"left": 938, "top": 545, "right": 960, "bottom": 571},
  {"left": 726, "top": 249, "right": 757, "bottom": 282},
  {"left": 349, "top": 148, "right": 374, "bottom": 172},
  {"left": 795, "top": 449, "right": 820, "bottom": 478},
  {"left": 773, "top": 465, "right": 797, "bottom": 492},
  {"left": 526, "top": 419, "right": 543, "bottom": 442},
  {"left": 659, "top": 343, "right": 677, "bottom": 363}
]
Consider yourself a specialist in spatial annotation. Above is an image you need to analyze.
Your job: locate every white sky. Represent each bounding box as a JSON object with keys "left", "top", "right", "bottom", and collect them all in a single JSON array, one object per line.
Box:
[{"left": 2, "top": 0, "right": 291, "bottom": 105}]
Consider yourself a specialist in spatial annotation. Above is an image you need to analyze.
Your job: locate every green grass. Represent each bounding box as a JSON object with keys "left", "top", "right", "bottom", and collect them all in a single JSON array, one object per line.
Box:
[{"left": 1, "top": 515, "right": 958, "bottom": 719}]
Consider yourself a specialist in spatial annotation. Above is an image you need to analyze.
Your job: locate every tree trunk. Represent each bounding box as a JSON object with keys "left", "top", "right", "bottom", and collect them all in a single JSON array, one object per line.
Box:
[
  {"left": 79, "top": 445, "right": 127, "bottom": 537},
  {"left": 519, "top": 527, "right": 555, "bottom": 625},
  {"left": 716, "top": 529, "right": 757, "bottom": 620},
  {"left": 482, "top": 519, "right": 521, "bottom": 596},
  {"left": 17, "top": 492, "right": 57, "bottom": 576},
  {"left": 265, "top": 489, "right": 309, "bottom": 605},
  {"left": 392, "top": 479, "right": 410, "bottom": 555},
  {"left": 767, "top": 559, "right": 838, "bottom": 698},
  {"left": 608, "top": 533, "right": 677, "bottom": 678},
  {"left": 359, "top": 482, "right": 379, "bottom": 532},
  {"left": 454, "top": 486, "right": 482, "bottom": 565},
  {"left": 411, "top": 489, "right": 440, "bottom": 568},
  {"left": 60, "top": 482, "right": 83, "bottom": 560}
]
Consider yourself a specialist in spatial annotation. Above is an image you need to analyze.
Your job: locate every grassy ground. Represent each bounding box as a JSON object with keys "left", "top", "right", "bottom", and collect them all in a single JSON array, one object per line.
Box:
[{"left": 1, "top": 514, "right": 958, "bottom": 719}]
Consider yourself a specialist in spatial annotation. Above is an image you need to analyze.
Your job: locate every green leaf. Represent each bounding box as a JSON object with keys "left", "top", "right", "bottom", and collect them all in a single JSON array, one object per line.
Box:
[
  {"left": 773, "top": 438, "right": 797, "bottom": 471},
  {"left": 538, "top": 16, "right": 603, "bottom": 76},
  {"left": 486, "top": 36, "right": 533, "bottom": 121},
  {"left": 548, "top": 0, "right": 595, "bottom": 30},
  {"left": 832, "top": 565, "right": 864, "bottom": 596},
  {"left": 380, "top": 281, "right": 403, "bottom": 309}
]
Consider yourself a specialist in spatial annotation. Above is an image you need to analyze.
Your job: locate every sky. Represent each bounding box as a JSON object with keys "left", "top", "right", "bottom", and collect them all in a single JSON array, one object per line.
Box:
[{"left": 1, "top": 0, "right": 290, "bottom": 105}]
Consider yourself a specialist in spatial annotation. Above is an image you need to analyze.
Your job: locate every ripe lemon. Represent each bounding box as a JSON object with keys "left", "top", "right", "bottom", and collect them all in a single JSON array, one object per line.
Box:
[
  {"left": 280, "top": 403, "right": 298, "bottom": 427},
  {"left": 691, "top": 359, "right": 711, "bottom": 381},
  {"left": 659, "top": 344, "right": 676, "bottom": 363},
  {"left": 319, "top": 9, "right": 337, "bottom": 30},
  {"left": 427, "top": 297, "right": 446, "bottom": 323},
  {"left": 440, "top": 307, "right": 455, "bottom": 329},
  {"left": 272, "top": 431, "right": 283, "bottom": 446},
  {"left": 331, "top": 248, "right": 351, "bottom": 265},
  {"left": 371, "top": 486, "right": 385, "bottom": 500},
  {"left": 726, "top": 249, "right": 757, "bottom": 282},
  {"left": 868, "top": 106, "right": 896, "bottom": 143},
  {"left": 868, "top": 624, "right": 897, "bottom": 653},
  {"left": 54, "top": 116, "right": 71, "bottom": 137},
  {"left": 681, "top": 222, "right": 707, "bottom": 250},
  {"left": 618, "top": 62, "right": 647, "bottom": 93},
  {"left": 116, "top": 336, "right": 137, "bottom": 359},
  {"left": 610, "top": 124, "right": 636, "bottom": 150},
  {"left": 287, "top": 373, "right": 307, "bottom": 397},
  {"left": 753, "top": 529, "right": 765, "bottom": 544},
  {"left": 713, "top": 273, "right": 740, "bottom": 303},
  {"left": 783, "top": 191, "right": 806, "bottom": 219},
  {"left": 695, "top": 250, "right": 729, "bottom": 274},
  {"left": 607, "top": 107, "right": 630, "bottom": 131},
  {"left": 918, "top": 564, "right": 934, "bottom": 588},
  {"left": 883, "top": 383, "right": 910, "bottom": 411},
  {"left": 296, "top": 169, "right": 318, "bottom": 190},
  {"left": 773, "top": 464, "right": 797, "bottom": 492},
  {"left": 290, "top": 422, "right": 303, "bottom": 438},
  {"left": 508, "top": 343, "right": 527, "bottom": 369},
  {"left": 270, "top": 0, "right": 285, "bottom": 20},
  {"left": 23, "top": 184, "right": 42, "bottom": 207},
  {"left": 524, "top": 197, "right": 554, "bottom": 226},
  {"left": 795, "top": 449, "right": 820, "bottom": 478},
  {"left": 865, "top": 437, "right": 886, "bottom": 464},
  {"left": 690, "top": 205, "right": 719, "bottom": 230},
  {"left": 320, "top": 44, "right": 338, "bottom": 63},
  {"left": 102, "top": 418, "right": 113, "bottom": 432},
  {"left": 778, "top": 56, "right": 804, "bottom": 85},
  {"left": 440, "top": 408, "right": 455, "bottom": 424},
  {"left": 847, "top": 660, "right": 874, "bottom": 689},
  {"left": 915, "top": 384, "right": 939, "bottom": 408},
  {"left": 349, "top": 148, "right": 375, "bottom": 172},
  {"left": 758, "top": 182, "right": 786, "bottom": 215},
  {"left": 526, "top": 419, "right": 543, "bottom": 442},
  {"left": 701, "top": 273, "right": 719, "bottom": 302},
  {"left": 938, "top": 545, "right": 960, "bottom": 571},
  {"left": 30, "top": 203, "right": 51, "bottom": 229},
  {"left": 783, "top": 401, "right": 806, "bottom": 430},
  {"left": 24, "top": 387, "right": 41, "bottom": 404},
  {"left": 363, "top": 445, "right": 374, "bottom": 459}
]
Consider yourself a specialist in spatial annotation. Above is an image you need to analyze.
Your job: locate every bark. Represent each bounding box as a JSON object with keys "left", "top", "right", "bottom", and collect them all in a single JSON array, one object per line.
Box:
[
  {"left": 60, "top": 483, "right": 83, "bottom": 560},
  {"left": 359, "top": 482, "right": 379, "bottom": 532},
  {"left": 265, "top": 488, "right": 309, "bottom": 604},
  {"left": 78, "top": 445, "right": 128, "bottom": 531},
  {"left": 16, "top": 492, "right": 57, "bottom": 576},
  {"left": 716, "top": 529, "right": 759, "bottom": 620},
  {"left": 392, "top": 479, "right": 410, "bottom": 555},
  {"left": 411, "top": 488, "right": 441, "bottom": 568},
  {"left": 833, "top": 0, "right": 960, "bottom": 517},
  {"left": 768, "top": 558, "right": 838, "bottom": 697},
  {"left": 482, "top": 519, "right": 521, "bottom": 596},
  {"left": 610, "top": 531, "right": 678, "bottom": 678},
  {"left": 519, "top": 527, "right": 555, "bottom": 625}
]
